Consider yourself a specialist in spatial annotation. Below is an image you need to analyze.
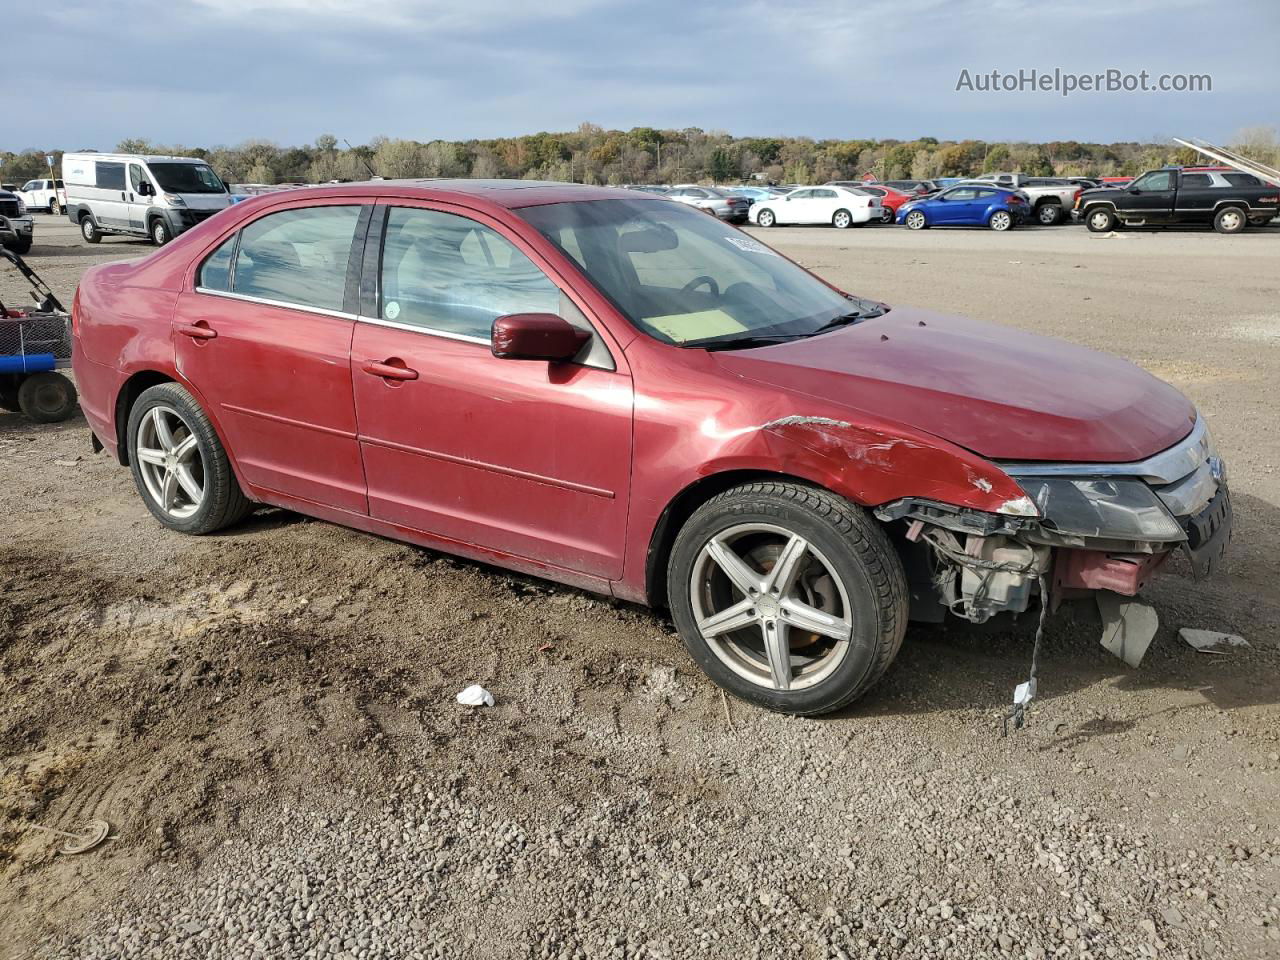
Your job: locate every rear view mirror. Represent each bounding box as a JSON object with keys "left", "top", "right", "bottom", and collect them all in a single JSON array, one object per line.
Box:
[
  {"left": 137, "top": 182, "right": 153, "bottom": 196},
  {"left": 491, "top": 313, "right": 589, "bottom": 363},
  {"left": 618, "top": 223, "right": 678, "bottom": 254}
]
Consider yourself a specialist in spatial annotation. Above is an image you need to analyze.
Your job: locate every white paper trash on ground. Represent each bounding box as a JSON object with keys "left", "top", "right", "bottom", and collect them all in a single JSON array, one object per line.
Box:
[
  {"left": 456, "top": 684, "right": 495, "bottom": 707},
  {"left": 1179, "top": 628, "right": 1249, "bottom": 651}
]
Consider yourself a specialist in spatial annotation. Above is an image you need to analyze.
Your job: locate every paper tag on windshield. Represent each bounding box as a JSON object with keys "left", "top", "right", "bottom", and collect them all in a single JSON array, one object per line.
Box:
[{"left": 723, "top": 236, "right": 778, "bottom": 256}]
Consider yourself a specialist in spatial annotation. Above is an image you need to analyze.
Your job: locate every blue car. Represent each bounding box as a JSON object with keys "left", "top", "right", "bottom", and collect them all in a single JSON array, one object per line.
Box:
[{"left": 896, "top": 185, "right": 1027, "bottom": 231}]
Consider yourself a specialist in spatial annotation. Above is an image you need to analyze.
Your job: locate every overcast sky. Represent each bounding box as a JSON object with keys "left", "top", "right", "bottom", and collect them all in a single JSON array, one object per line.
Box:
[{"left": 10, "top": 0, "right": 1279, "bottom": 151}]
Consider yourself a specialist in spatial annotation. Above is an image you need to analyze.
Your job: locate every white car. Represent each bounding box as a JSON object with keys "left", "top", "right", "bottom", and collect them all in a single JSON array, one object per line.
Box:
[
  {"left": 749, "top": 186, "right": 880, "bottom": 228},
  {"left": 15, "top": 178, "right": 66, "bottom": 215}
]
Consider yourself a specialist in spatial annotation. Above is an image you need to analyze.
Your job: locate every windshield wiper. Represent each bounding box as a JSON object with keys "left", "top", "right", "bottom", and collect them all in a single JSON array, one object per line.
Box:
[{"left": 692, "top": 333, "right": 811, "bottom": 351}]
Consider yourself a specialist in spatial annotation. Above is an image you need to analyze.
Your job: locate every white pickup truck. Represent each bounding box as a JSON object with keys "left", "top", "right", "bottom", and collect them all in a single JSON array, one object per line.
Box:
[{"left": 15, "top": 178, "right": 67, "bottom": 215}]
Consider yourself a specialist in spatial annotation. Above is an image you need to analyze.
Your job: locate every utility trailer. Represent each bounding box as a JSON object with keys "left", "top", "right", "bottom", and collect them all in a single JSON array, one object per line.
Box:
[{"left": 0, "top": 247, "right": 78, "bottom": 422}]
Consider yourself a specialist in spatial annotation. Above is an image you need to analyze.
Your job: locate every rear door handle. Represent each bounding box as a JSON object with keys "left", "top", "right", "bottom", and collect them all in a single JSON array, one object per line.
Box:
[
  {"left": 361, "top": 359, "right": 418, "bottom": 381},
  {"left": 176, "top": 322, "right": 217, "bottom": 340}
]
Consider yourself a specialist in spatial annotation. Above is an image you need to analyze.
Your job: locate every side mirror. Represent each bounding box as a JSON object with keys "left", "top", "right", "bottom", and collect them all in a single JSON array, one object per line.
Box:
[
  {"left": 491, "top": 313, "right": 589, "bottom": 363},
  {"left": 138, "top": 182, "right": 153, "bottom": 196}
]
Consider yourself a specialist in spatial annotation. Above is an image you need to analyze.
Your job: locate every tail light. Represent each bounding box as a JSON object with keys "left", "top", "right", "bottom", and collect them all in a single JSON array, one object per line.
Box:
[{"left": 1007, "top": 194, "right": 1025, "bottom": 204}]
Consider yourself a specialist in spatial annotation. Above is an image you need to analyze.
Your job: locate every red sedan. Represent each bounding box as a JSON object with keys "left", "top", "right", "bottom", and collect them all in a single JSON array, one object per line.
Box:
[{"left": 72, "top": 181, "right": 1231, "bottom": 715}]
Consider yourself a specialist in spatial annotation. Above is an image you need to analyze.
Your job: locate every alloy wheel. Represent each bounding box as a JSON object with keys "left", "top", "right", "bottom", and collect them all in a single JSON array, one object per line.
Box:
[
  {"left": 690, "top": 523, "right": 853, "bottom": 692},
  {"left": 833, "top": 210, "right": 851, "bottom": 228},
  {"left": 135, "top": 405, "right": 206, "bottom": 519}
]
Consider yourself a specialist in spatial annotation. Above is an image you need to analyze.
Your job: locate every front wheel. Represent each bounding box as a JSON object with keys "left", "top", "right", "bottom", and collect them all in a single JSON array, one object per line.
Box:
[
  {"left": 667, "top": 482, "right": 908, "bottom": 715},
  {"left": 80, "top": 215, "right": 101, "bottom": 244},
  {"left": 989, "top": 210, "right": 1013, "bottom": 231},
  {"left": 151, "top": 218, "right": 172, "bottom": 246},
  {"left": 832, "top": 209, "right": 853, "bottom": 229},
  {"left": 904, "top": 210, "right": 927, "bottom": 230},
  {"left": 756, "top": 208, "right": 776, "bottom": 228},
  {"left": 127, "top": 383, "right": 252, "bottom": 534},
  {"left": 1214, "top": 207, "right": 1246, "bottom": 234},
  {"left": 5, "top": 237, "right": 32, "bottom": 254},
  {"left": 1085, "top": 208, "right": 1116, "bottom": 233}
]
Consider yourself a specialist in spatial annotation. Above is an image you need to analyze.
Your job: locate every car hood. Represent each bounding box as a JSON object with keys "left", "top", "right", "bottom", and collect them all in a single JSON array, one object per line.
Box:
[{"left": 714, "top": 306, "right": 1196, "bottom": 463}]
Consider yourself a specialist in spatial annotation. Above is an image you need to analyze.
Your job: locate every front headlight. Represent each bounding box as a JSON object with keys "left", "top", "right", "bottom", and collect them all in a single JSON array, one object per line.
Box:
[
  {"left": 1012, "top": 477, "right": 1185, "bottom": 543},
  {"left": 15, "top": 198, "right": 26, "bottom": 214},
  {"left": 163, "top": 193, "right": 186, "bottom": 207}
]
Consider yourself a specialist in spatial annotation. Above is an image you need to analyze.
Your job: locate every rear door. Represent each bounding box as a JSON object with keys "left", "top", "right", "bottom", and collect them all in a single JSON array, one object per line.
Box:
[
  {"left": 349, "top": 200, "right": 633, "bottom": 580},
  {"left": 173, "top": 199, "right": 371, "bottom": 513}
]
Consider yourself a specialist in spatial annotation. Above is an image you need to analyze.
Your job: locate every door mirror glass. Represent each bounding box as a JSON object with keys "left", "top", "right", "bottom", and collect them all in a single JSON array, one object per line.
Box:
[
  {"left": 491, "top": 313, "right": 589, "bottom": 362},
  {"left": 137, "top": 181, "right": 153, "bottom": 196}
]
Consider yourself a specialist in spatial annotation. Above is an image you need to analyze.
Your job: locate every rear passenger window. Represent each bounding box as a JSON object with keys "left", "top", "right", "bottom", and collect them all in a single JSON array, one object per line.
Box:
[
  {"left": 198, "top": 234, "right": 238, "bottom": 291},
  {"left": 231, "top": 206, "right": 361, "bottom": 312},
  {"left": 1181, "top": 174, "right": 1212, "bottom": 187},
  {"left": 1223, "top": 173, "right": 1261, "bottom": 186},
  {"left": 379, "top": 207, "right": 560, "bottom": 341},
  {"left": 96, "top": 162, "right": 125, "bottom": 191}
]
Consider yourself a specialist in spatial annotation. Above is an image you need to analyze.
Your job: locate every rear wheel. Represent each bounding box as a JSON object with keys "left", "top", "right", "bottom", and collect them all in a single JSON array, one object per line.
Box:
[
  {"left": 50, "top": 199, "right": 61, "bottom": 216},
  {"left": 667, "top": 482, "right": 908, "bottom": 715},
  {"left": 879, "top": 206, "right": 895, "bottom": 224},
  {"left": 904, "top": 210, "right": 927, "bottom": 230},
  {"left": 1085, "top": 207, "right": 1116, "bottom": 233},
  {"left": 989, "top": 209, "right": 1013, "bottom": 231},
  {"left": 17, "top": 371, "right": 77, "bottom": 423},
  {"left": 80, "top": 215, "right": 101, "bottom": 244},
  {"left": 126, "top": 383, "right": 252, "bottom": 534},
  {"left": 756, "top": 208, "right": 776, "bottom": 228},
  {"left": 832, "top": 209, "right": 853, "bottom": 229},
  {"left": 1036, "top": 202, "right": 1061, "bottom": 225},
  {"left": 1213, "top": 206, "right": 1246, "bottom": 234}
]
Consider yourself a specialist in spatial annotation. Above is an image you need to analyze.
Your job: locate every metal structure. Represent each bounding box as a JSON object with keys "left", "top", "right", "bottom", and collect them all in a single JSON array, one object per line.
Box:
[{"left": 1173, "top": 137, "right": 1280, "bottom": 186}]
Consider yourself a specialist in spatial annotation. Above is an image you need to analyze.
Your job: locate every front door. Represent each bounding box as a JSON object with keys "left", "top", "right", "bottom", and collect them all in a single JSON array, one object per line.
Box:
[
  {"left": 173, "top": 200, "right": 370, "bottom": 513},
  {"left": 779, "top": 189, "right": 816, "bottom": 224},
  {"left": 932, "top": 187, "right": 974, "bottom": 223},
  {"left": 1116, "top": 170, "right": 1176, "bottom": 223},
  {"left": 92, "top": 160, "right": 130, "bottom": 230},
  {"left": 126, "top": 163, "right": 150, "bottom": 233},
  {"left": 350, "top": 202, "right": 633, "bottom": 580}
]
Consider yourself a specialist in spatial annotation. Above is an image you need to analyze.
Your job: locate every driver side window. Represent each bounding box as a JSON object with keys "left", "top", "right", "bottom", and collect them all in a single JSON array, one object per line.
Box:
[
  {"left": 1132, "top": 171, "right": 1173, "bottom": 191},
  {"left": 379, "top": 207, "right": 561, "bottom": 342}
]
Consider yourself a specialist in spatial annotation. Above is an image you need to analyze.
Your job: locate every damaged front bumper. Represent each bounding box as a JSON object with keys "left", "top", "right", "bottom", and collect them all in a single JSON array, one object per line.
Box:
[{"left": 875, "top": 417, "right": 1231, "bottom": 666}]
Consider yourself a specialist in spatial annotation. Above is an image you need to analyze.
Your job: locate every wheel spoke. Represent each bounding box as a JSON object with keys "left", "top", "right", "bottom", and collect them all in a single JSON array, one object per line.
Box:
[
  {"left": 763, "top": 619, "right": 791, "bottom": 691},
  {"left": 174, "top": 465, "right": 203, "bottom": 504},
  {"left": 172, "top": 434, "right": 198, "bottom": 463},
  {"left": 696, "top": 598, "right": 759, "bottom": 639},
  {"left": 160, "top": 469, "right": 178, "bottom": 511},
  {"left": 136, "top": 446, "right": 166, "bottom": 467},
  {"left": 781, "top": 597, "right": 852, "bottom": 642},
  {"left": 763, "top": 534, "right": 808, "bottom": 596},
  {"left": 705, "top": 537, "right": 762, "bottom": 598},
  {"left": 151, "top": 408, "right": 175, "bottom": 450}
]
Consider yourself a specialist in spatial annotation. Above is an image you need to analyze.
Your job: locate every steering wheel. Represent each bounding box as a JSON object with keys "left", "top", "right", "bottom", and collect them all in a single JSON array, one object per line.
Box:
[{"left": 681, "top": 275, "right": 720, "bottom": 297}]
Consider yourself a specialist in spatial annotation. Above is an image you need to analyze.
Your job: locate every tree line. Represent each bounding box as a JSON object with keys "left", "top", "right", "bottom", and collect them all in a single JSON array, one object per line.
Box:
[{"left": 3, "top": 126, "right": 1277, "bottom": 187}]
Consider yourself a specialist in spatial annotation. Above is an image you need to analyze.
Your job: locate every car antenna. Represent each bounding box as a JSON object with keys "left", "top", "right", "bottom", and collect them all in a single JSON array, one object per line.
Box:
[{"left": 343, "top": 140, "right": 378, "bottom": 180}]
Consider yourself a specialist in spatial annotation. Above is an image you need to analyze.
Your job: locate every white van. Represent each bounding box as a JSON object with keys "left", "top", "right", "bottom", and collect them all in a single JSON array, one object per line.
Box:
[{"left": 62, "top": 153, "right": 233, "bottom": 246}]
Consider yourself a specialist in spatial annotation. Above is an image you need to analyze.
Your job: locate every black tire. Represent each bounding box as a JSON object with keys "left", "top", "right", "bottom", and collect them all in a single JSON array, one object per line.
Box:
[
  {"left": 0, "top": 376, "right": 20, "bottom": 412},
  {"left": 667, "top": 481, "right": 908, "bottom": 716},
  {"left": 1036, "top": 202, "right": 1061, "bottom": 226},
  {"left": 6, "top": 237, "right": 32, "bottom": 254},
  {"left": 150, "top": 218, "right": 172, "bottom": 246},
  {"left": 50, "top": 200, "right": 61, "bottom": 216},
  {"left": 1213, "top": 206, "right": 1247, "bottom": 235},
  {"left": 17, "top": 371, "right": 78, "bottom": 423},
  {"left": 879, "top": 206, "right": 895, "bottom": 224},
  {"left": 126, "top": 382, "right": 252, "bottom": 535},
  {"left": 756, "top": 208, "right": 776, "bottom": 227},
  {"left": 1085, "top": 207, "right": 1116, "bottom": 233},
  {"left": 80, "top": 215, "right": 101, "bottom": 244},
  {"left": 832, "top": 208, "right": 854, "bottom": 229}
]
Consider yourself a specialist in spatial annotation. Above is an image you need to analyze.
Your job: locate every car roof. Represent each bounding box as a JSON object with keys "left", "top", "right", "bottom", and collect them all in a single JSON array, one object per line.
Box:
[{"left": 239, "top": 178, "right": 646, "bottom": 210}]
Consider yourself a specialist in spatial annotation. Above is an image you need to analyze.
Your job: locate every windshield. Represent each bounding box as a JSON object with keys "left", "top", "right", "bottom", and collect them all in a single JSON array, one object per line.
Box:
[
  {"left": 147, "top": 162, "right": 227, "bottom": 194},
  {"left": 517, "top": 198, "right": 881, "bottom": 348}
]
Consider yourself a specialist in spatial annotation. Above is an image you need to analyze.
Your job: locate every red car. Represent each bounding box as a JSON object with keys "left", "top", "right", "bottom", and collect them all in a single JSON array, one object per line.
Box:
[{"left": 72, "top": 181, "right": 1231, "bottom": 715}]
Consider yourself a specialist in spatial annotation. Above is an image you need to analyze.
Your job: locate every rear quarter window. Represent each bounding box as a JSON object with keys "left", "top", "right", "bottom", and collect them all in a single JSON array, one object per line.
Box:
[{"left": 1223, "top": 173, "right": 1261, "bottom": 187}]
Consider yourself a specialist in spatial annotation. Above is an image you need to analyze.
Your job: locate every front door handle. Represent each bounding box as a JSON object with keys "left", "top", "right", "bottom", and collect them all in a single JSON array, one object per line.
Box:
[
  {"left": 361, "top": 359, "right": 418, "bottom": 381},
  {"left": 176, "top": 322, "right": 217, "bottom": 340}
]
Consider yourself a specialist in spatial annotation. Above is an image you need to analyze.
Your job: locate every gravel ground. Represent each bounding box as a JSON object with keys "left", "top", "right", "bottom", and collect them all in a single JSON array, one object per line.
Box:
[{"left": 1, "top": 215, "right": 1278, "bottom": 960}]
